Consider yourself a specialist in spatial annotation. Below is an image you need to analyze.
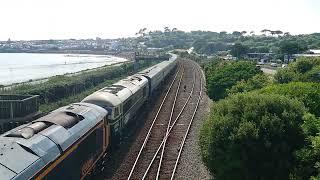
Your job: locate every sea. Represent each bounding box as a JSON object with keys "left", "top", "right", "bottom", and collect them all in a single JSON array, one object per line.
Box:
[{"left": 0, "top": 53, "right": 128, "bottom": 85}]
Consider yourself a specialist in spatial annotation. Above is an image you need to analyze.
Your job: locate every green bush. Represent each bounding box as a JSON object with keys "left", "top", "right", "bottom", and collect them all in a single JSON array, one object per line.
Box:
[
  {"left": 228, "top": 74, "right": 271, "bottom": 94},
  {"left": 200, "top": 93, "right": 306, "bottom": 180},
  {"left": 291, "top": 114, "right": 320, "bottom": 180},
  {"left": 275, "top": 57, "right": 320, "bottom": 83},
  {"left": 206, "top": 61, "right": 261, "bottom": 100},
  {"left": 274, "top": 68, "right": 297, "bottom": 83},
  {"left": 258, "top": 82, "right": 320, "bottom": 117},
  {"left": 303, "top": 66, "right": 320, "bottom": 83}
]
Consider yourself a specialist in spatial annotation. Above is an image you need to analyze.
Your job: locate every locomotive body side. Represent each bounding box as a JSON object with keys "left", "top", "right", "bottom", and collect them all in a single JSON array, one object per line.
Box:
[{"left": 0, "top": 103, "right": 108, "bottom": 180}]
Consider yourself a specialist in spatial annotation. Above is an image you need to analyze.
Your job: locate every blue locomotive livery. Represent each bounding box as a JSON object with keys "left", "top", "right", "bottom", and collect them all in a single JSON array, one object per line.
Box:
[{"left": 0, "top": 55, "right": 177, "bottom": 179}]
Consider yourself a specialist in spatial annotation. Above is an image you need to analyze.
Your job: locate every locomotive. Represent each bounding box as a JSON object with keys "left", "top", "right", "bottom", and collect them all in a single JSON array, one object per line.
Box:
[{"left": 0, "top": 55, "right": 177, "bottom": 179}]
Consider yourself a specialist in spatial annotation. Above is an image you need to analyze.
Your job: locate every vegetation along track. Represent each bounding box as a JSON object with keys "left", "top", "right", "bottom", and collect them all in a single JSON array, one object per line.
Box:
[{"left": 114, "top": 59, "right": 203, "bottom": 180}]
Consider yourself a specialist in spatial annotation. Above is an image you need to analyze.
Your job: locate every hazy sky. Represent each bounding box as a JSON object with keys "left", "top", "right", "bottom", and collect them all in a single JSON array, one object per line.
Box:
[{"left": 0, "top": 0, "right": 319, "bottom": 40}]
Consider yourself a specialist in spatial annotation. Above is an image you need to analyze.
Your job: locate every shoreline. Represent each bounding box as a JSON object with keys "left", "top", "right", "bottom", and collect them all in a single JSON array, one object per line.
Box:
[
  {"left": 0, "top": 60, "right": 132, "bottom": 90},
  {"left": 0, "top": 50, "right": 135, "bottom": 60},
  {"left": 0, "top": 52, "right": 132, "bottom": 89}
]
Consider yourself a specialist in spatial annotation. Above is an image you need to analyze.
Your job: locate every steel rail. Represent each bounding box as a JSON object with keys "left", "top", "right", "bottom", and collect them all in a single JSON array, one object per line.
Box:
[
  {"left": 155, "top": 67, "right": 185, "bottom": 180},
  {"left": 127, "top": 64, "right": 183, "bottom": 180},
  {"left": 155, "top": 66, "right": 195, "bottom": 180},
  {"left": 141, "top": 67, "right": 196, "bottom": 180},
  {"left": 170, "top": 67, "right": 203, "bottom": 180}
]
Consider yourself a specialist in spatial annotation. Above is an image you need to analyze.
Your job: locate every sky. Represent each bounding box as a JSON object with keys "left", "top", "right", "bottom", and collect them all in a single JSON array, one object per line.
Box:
[{"left": 0, "top": 0, "right": 320, "bottom": 40}]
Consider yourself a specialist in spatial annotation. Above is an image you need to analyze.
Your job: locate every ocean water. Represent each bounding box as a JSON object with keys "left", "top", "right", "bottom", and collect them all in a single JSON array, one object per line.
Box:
[{"left": 0, "top": 53, "right": 128, "bottom": 85}]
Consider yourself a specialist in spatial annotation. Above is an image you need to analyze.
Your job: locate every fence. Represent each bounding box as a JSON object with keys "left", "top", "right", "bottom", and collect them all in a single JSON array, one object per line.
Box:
[{"left": 0, "top": 94, "right": 39, "bottom": 120}]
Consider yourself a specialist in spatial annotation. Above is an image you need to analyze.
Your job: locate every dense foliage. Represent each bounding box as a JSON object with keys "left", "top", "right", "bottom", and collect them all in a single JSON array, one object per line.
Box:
[
  {"left": 200, "top": 54, "right": 320, "bottom": 179},
  {"left": 291, "top": 113, "right": 320, "bottom": 180},
  {"left": 205, "top": 61, "right": 261, "bottom": 100},
  {"left": 275, "top": 57, "right": 320, "bottom": 83},
  {"left": 228, "top": 74, "right": 271, "bottom": 94},
  {"left": 230, "top": 43, "right": 249, "bottom": 58},
  {"left": 137, "top": 28, "right": 320, "bottom": 57},
  {"left": 258, "top": 82, "right": 320, "bottom": 117},
  {"left": 200, "top": 93, "right": 307, "bottom": 180}
]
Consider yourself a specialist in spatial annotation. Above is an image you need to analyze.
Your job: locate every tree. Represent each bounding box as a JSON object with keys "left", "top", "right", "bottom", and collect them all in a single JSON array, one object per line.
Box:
[
  {"left": 232, "top": 31, "right": 242, "bottom": 36},
  {"left": 230, "top": 43, "right": 249, "bottom": 58},
  {"left": 304, "top": 66, "right": 320, "bottom": 82},
  {"left": 200, "top": 93, "right": 307, "bottom": 180},
  {"left": 280, "top": 41, "right": 304, "bottom": 55},
  {"left": 261, "top": 29, "right": 270, "bottom": 35},
  {"left": 241, "top": 31, "right": 247, "bottom": 36},
  {"left": 274, "top": 68, "right": 297, "bottom": 83},
  {"left": 228, "top": 74, "right": 271, "bottom": 94},
  {"left": 206, "top": 61, "right": 261, "bottom": 100},
  {"left": 289, "top": 113, "right": 320, "bottom": 180},
  {"left": 274, "top": 57, "right": 320, "bottom": 83},
  {"left": 274, "top": 30, "right": 283, "bottom": 36},
  {"left": 136, "top": 27, "right": 147, "bottom": 36},
  {"left": 258, "top": 82, "right": 320, "bottom": 117},
  {"left": 284, "top": 32, "right": 291, "bottom": 36},
  {"left": 164, "top": 26, "right": 170, "bottom": 34},
  {"left": 294, "top": 58, "right": 314, "bottom": 73},
  {"left": 219, "top": 31, "right": 227, "bottom": 37}
]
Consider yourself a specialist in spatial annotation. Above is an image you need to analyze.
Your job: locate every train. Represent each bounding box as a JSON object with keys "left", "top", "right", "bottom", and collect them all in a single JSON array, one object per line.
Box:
[{"left": 0, "top": 55, "right": 177, "bottom": 180}]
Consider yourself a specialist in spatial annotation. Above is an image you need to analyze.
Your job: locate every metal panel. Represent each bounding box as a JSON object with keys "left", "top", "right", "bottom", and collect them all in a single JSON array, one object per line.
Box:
[
  {"left": 0, "top": 165, "right": 16, "bottom": 179},
  {"left": 68, "top": 110, "right": 102, "bottom": 141},
  {"left": 16, "top": 134, "right": 61, "bottom": 165},
  {"left": 0, "top": 140, "right": 40, "bottom": 174},
  {"left": 14, "top": 159, "right": 45, "bottom": 180},
  {"left": 38, "top": 125, "right": 74, "bottom": 151}
]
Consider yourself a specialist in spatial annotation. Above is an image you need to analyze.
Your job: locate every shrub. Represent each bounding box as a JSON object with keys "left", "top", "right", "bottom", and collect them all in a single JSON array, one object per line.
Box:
[
  {"left": 275, "top": 57, "right": 320, "bottom": 83},
  {"left": 228, "top": 74, "right": 271, "bottom": 94},
  {"left": 258, "top": 82, "right": 320, "bottom": 117},
  {"left": 206, "top": 61, "right": 261, "bottom": 100},
  {"left": 200, "top": 93, "right": 306, "bottom": 180},
  {"left": 303, "top": 66, "right": 320, "bottom": 83},
  {"left": 274, "top": 68, "right": 297, "bottom": 83},
  {"left": 291, "top": 114, "right": 320, "bottom": 180}
]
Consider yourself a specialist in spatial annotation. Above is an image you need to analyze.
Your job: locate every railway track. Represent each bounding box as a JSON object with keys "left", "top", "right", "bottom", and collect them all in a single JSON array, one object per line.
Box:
[{"left": 125, "top": 59, "right": 203, "bottom": 180}]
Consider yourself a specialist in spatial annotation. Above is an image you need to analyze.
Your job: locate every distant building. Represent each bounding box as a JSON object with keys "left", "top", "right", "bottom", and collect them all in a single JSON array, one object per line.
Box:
[
  {"left": 310, "top": 49, "right": 320, "bottom": 54},
  {"left": 293, "top": 49, "right": 320, "bottom": 59},
  {"left": 247, "top": 53, "right": 275, "bottom": 63}
]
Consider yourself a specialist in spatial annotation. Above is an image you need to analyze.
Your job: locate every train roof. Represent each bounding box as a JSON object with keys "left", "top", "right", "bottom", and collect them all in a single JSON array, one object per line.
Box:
[
  {"left": 0, "top": 103, "right": 106, "bottom": 179},
  {"left": 138, "top": 60, "right": 175, "bottom": 78},
  {"left": 82, "top": 75, "right": 148, "bottom": 107},
  {"left": 137, "top": 65, "right": 162, "bottom": 78},
  {"left": 168, "top": 53, "right": 178, "bottom": 61},
  {"left": 115, "top": 75, "right": 148, "bottom": 95}
]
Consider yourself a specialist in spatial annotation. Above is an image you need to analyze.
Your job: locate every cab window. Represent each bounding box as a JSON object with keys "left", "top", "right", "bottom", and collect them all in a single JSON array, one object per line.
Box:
[
  {"left": 114, "top": 107, "right": 119, "bottom": 117},
  {"left": 104, "top": 107, "right": 112, "bottom": 119}
]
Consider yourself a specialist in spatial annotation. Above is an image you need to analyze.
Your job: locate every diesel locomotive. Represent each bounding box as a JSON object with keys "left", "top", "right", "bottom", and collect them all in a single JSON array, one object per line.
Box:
[{"left": 0, "top": 55, "right": 177, "bottom": 179}]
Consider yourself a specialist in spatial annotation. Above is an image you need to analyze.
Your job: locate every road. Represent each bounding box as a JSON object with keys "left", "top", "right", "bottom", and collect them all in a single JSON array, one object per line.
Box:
[{"left": 261, "top": 67, "right": 277, "bottom": 75}]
